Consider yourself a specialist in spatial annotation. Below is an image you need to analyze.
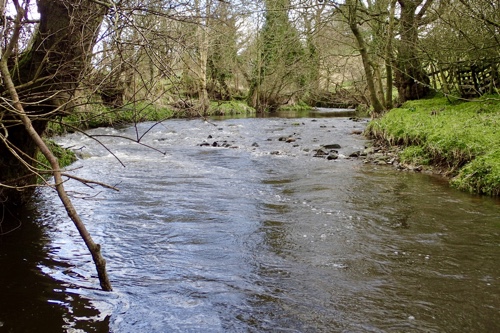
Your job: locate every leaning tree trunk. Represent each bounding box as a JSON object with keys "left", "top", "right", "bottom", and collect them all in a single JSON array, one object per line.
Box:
[
  {"left": 395, "top": 0, "right": 431, "bottom": 103},
  {"left": 0, "top": 0, "right": 106, "bottom": 204}
]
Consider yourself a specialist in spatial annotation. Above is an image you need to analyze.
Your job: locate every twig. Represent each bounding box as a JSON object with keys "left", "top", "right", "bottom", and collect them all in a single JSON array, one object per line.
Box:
[{"left": 61, "top": 173, "right": 120, "bottom": 191}]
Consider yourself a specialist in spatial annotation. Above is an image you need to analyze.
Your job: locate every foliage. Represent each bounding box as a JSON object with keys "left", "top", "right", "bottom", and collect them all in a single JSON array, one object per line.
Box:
[
  {"left": 366, "top": 95, "right": 500, "bottom": 196},
  {"left": 421, "top": 0, "right": 500, "bottom": 65},
  {"left": 419, "top": 1, "right": 500, "bottom": 98},
  {"left": 246, "top": 0, "right": 307, "bottom": 112},
  {"left": 36, "top": 139, "right": 77, "bottom": 175},
  {"left": 206, "top": 1, "right": 239, "bottom": 100}
]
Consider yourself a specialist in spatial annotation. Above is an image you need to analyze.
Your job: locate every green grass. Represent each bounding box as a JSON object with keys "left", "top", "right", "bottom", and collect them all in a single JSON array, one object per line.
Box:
[
  {"left": 47, "top": 102, "right": 176, "bottom": 135},
  {"left": 366, "top": 95, "right": 500, "bottom": 196},
  {"left": 208, "top": 100, "right": 255, "bottom": 115},
  {"left": 47, "top": 100, "right": 256, "bottom": 135},
  {"left": 36, "top": 139, "right": 77, "bottom": 175},
  {"left": 399, "top": 145, "right": 431, "bottom": 166},
  {"left": 278, "top": 100, "right": 314, "bottom": 112}
]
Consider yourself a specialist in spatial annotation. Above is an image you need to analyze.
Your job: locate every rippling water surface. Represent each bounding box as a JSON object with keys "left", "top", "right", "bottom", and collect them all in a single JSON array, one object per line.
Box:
[{"left": 1, "top": 114, "right": 499, "bottom": 332}]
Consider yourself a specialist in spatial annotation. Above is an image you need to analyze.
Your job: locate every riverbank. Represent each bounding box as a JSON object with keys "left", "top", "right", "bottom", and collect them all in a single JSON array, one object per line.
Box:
[
  {"left": 46, "top": 100, "right": 257, "bottom": 135},
  {"left": 365, "top": 95, "right": 500, "bottom": 196}
]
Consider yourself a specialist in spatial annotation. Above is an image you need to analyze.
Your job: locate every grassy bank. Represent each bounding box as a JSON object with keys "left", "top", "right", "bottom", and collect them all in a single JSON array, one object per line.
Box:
[
  {"left": 366, "top": 95, "right": 500, "bottom": 196},
  {"left": 37, "top": 138, "right": 78, "bottom": 175},
  {"left": 47, "top": 100, "right": 255, "bottom": 135}
]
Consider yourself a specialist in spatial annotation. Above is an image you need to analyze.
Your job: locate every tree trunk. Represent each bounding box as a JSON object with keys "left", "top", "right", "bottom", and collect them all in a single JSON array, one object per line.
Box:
[
  {"left": 385, "top": 0, "right": 397, "bottom": 109},
  {"left": 0, "top": 0, "right": 106, "bottom": 204},
  {"left": 346, "top": 0, "right": 385, "bottom": 116},
  {"left": 195, "top": 0, "right": 210, "bottom": 115},
  {"left": 0, "top": 0, "right": 111, "bottom": 291},
  {"left": 395, "top": 0, "right": 431, "bottom": 103},
  {"left": 303, "top": 3, "right": 325, "bottom": 100}
]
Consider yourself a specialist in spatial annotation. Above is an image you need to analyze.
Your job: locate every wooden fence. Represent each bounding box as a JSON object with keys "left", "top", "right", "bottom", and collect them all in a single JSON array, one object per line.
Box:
[{"left": 428, "top": 61, "right": 499, "bottom": 98}]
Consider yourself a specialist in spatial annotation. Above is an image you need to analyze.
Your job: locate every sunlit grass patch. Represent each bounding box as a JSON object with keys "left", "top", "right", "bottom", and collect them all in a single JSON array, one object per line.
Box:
[{"left": 366, "top": 95, "right": 500, "bottom": 196}]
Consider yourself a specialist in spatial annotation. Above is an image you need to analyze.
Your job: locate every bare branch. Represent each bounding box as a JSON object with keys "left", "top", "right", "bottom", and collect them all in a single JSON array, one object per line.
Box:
[{"left": 61, "top": 173, "right": 120, "bottom": 191}]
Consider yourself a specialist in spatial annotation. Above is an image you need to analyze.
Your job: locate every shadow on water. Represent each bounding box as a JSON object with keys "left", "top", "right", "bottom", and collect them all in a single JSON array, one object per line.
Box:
[{"left": 0, "top": 202, "right": 110, "bottom": 333}]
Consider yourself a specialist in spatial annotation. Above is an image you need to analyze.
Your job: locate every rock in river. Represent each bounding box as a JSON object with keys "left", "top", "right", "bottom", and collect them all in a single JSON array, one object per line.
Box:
[{"left": 322, "top": 143, "right": 342, "bottom": 149}]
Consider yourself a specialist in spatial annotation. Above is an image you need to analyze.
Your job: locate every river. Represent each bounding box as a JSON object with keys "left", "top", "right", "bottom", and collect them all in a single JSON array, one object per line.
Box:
[{"left": 0, "top": 111, "right": 499, "bottom": 332}]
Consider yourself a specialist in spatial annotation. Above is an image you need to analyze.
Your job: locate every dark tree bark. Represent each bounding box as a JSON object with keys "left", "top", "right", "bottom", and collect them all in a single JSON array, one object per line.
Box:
[
  {"left": 395, "top": 0, "right": 431, "bottom": 103},
  {"left": 0, "top": 0, "right": 106, "bottom": 205}
]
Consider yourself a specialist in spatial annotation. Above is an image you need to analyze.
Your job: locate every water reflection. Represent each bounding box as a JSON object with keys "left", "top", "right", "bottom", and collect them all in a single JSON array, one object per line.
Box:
[
  {"left": 0, "top": 204, "right": 109, "bottom": 332},
  {"left": 349, "top": 167, "right": 500, "bottom": 331}
]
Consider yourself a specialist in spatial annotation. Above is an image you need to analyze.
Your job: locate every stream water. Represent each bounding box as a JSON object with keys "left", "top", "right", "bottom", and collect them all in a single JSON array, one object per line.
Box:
[{"left": 0, "top": 111, "right": 499, "bottom": 332}]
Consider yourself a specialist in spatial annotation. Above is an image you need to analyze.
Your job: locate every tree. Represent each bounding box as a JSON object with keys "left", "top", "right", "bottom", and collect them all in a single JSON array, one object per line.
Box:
[
  {"left": 384, "top": 0, "right": 397, "bottom": 109},
  {"left": 207, "top": 0, "right": 239, "bottom": 100},
  {"left": 394, "top": 0, "right": 431, "bottom": 102},
  {"left": 327, "top": 0, "right": 449, "bottom": 107},
  {"left": 1, "top": 0, "right": 111, "bottom": 291},
  {"left": 344, "top": 0, "right": 386, "bottom": 115},
  {"left": 393, "top": 0, "right": 450, "bottom": 102},
  {"left": 194, "top": 0, "right": 211, "bottom": 114},
  {"left": 247, "top": 0, "right": 306, "bottom": 112},
  {"left": 423, "top": 0, "right": 499, "bottom": 65},
  {"left": 1, "top": 0, "right": 103, "bottom": 202}
]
